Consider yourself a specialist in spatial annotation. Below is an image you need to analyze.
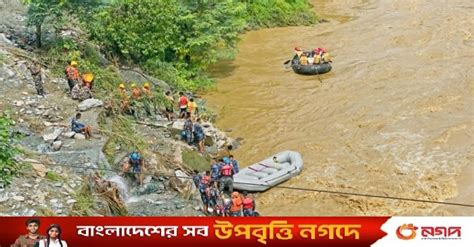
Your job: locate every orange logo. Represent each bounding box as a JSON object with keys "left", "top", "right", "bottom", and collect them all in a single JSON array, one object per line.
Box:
[{"left": 396, "top": 224, "right": 418, "bottom": 240}]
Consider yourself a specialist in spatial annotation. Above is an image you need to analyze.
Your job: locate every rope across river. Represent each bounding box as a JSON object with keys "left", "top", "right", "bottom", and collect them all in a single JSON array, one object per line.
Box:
[{"left": 38, "top": 161, "right": 474, "bottom": 208}]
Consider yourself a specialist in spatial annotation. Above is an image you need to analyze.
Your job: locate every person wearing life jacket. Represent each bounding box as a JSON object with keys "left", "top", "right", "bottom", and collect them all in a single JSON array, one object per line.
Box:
[
  {"left": 229, "top": 155, "right": 239, "bottom": 174},
  {"left": 122, "top": 151, "right": 144, "bottom": 186},
  {"left": 118, "top": 83, "right": 133, "bottom": 115},
  {"left": 294, "top": 47, "right": 303, "bottom": 58},
  {"left": 242, "top": 191, "right": 256, "bottom": 216},
  {"left": 300, "top": 53, "right": 308, "bottom": 65},
  {"left": 131, "top": 83, "right": 142, "bottom": 100},
  {"left": 199, "top": 171, "right": 211, "bottom": 214},
  {"left": 321, "top": 47, "right": 332, "bottom": 63},
  {"left": 187, "top": 98, "right": 198, "bottom": 120},
  {"left": 178, "top": 92, "right": 188, "bottom": 119},
  {"left": 82, "top": 72, "right": 94, "bottom": 90},
  {"left": 206, "top": 181, "right": 220, "bottom": 209},
  {"left": 313, "top": 48, "right": 322, "bottom": 64},
  {"left": 219, "top": 157, "right": 234, "bottom": 194},
  {"left": 65, "top": 60, "right": 80, "bottom": 93},
  {"left": 230, "top": 191, "right": 243, "bottom": 217}
]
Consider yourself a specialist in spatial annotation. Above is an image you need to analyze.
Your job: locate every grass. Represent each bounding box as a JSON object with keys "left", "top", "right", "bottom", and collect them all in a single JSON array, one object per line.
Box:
[
  {"left": 181, "top": 149, "right": 210, "bottom": 172},
  {"left": 45, "top": 171, "right": 63, "bottom": 182},
  {"left": 71, "top": 184, "right": 95, "bottom": 216}
]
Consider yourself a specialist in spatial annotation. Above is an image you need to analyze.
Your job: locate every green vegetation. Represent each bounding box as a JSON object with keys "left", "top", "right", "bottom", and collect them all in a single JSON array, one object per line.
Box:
[
  {"left": 182, "top": 149, "right": 210, "bottom": 172},
  {"left": 45, "top": 171, "right": 63, "bottom": 182},
  {"left": 72, "top": 183, "right": 95, "bottom": 216},
  {"left": 0, "top": 113, "right": 20, "bottom": 186},
  {"left": 84, "top": 0, "right": 317, "bottom": 90}
]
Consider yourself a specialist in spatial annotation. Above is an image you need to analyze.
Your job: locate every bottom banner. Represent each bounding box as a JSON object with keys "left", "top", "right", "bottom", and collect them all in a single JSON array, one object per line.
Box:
[{"left": 0, "top": 217, "right": 388, "bottom": 247}]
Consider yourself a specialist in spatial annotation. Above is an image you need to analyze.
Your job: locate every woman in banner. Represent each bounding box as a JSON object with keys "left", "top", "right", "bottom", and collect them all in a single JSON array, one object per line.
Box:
[{"left": 38, "top": 224, "right": 68, "bottom": 247}]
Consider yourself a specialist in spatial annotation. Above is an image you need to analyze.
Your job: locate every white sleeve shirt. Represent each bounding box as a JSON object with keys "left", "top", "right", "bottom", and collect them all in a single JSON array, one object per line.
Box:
[{"left": 38, "top": 239, "right": 68, "bottom": 247}]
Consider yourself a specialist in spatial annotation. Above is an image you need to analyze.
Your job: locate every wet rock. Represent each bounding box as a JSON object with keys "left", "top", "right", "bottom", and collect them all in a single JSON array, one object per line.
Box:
[
  {"left": 63, "top": 131, "right": 76, "bottom": 138},
  {"left": 78, "top": 98, "right": 103, "bottom": 111},
  {"left": 43, "top": 128, "right": 62, "bottom": 142},
  {"left": 13, "top": 196, "right": 25, "bottom": 201},
  {"left": 52, "top": 141, "right": 62, "bottom": 151},
  {"left": 74, "top": 133, "right": 86, "bottom": 140},
  {"left": 143, "top": 176, "right": 152, "bottom": 184}
]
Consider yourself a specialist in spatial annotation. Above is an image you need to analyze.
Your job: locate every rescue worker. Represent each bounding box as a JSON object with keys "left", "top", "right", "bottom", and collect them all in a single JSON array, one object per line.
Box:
[
  {"left": 210, "top": 158, "right": 220, "bottom": 183},
  {"left": 193, "top": 118, "right": 205, "bottom": 153},
  {"left": 122, "top": 151, "right": 145, "bottom": 186},
  {"left": 230, "top": 191, "right": 243, "bottom": 217},
  {"left": 65, "top": 60, "right": 80, "bottom": 92},
  {"left": 219, "top": 157, "right": 234, "bottom": 194},
  {"left": 178, "top": 92, "right": 188, "bottom": 119},
  {"left": 118, "top": 83, "right": 133, "bottom": 115},
  {"left": 29, "top": 60, "right": 44, "bottom": 96},
  {"left": 206, "top": 181, "right": 220, "bottom": 210},
  {"left": 192, "top": 169, "right": 201, "bottom": 189},
  {"left": 199, "top": 171, "right": 211, "bottom": 214},
  {"left": 183, "top": 112, "right": 193, "bottom": 145},
  {"left": 321, "top": 48, "right": 332, "bottom": 63},
  {"left": 229, "top": 155, "right": 239, "bottom": 174},
  {"left": 82, "top": 72, "right": 94, "bottom": 90},
  {"left": 187, "top": 98, "right": 198, "bottom": 120},
  {"left": 300, "top": 53, "right": 308, "bottom": 65},
  {"left": 71, "top": 82, "right": 92, "bottom": 101},
  {"left": 242, "top": 191, "right": 256, "bottom": 216}
]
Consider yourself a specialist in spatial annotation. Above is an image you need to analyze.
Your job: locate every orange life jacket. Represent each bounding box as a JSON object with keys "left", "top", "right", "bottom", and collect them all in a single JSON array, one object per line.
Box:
[
  {"left": 132, "top": 88, "right": 142, "bottom": 99},
  {"left": 201, "top": 175, "right": 210, "bottom": 185},
  {"left": 231, "top": 196, "right": 243, "bottom": 212},
  {"left": 221, "top": 164, "right": 233, "bottom": 176},
  {"left": 66, "top": 66, "right": 79, "bottom": 80},
  {"left": 243, "top": 197, "right": 254, "bottom": 209}
]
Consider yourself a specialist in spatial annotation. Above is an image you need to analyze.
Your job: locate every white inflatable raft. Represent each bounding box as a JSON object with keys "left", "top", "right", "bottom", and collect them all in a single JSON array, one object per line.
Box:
[{"left": 233, "top": 151, "right": 303, "bottom": 192}]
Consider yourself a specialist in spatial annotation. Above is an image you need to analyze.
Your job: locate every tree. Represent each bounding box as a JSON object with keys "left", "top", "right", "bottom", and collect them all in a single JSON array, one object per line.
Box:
[{"left": 22, "top": 0, "right": 66, "bottom": 48}]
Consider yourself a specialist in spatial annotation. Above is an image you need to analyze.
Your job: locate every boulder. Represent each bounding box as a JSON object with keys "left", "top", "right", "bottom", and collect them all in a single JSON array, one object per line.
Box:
[
  {"left": 52, "top": 141, "right": 62, "bottom": 151},
  {"left": 31, "top": 163, "right": 47, "bottom": 177},
  {"left": 74, "top": 133, "right": 86, "bottom": 140},
  {"left": 42, "top": 128, "right": 62, "bottom": 142},
  {"left": 78, "top": 98, "right": 103, "bottom": 111},
  {"left": 170, "top": 120, "right": 185, "bottom": 136},
  {"left": 63, "top": 131, "right": 76, "bottom": 138}
]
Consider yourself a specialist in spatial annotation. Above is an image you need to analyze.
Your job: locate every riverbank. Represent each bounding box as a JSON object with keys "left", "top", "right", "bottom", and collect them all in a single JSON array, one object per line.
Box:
[{"left": 204, "top": 0, "right": 473, "bottom": 215}]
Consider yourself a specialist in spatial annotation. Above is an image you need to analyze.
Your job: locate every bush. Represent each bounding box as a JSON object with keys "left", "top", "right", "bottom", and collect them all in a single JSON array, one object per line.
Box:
[{"left": 0, "top": 113, "right": 20, "bottom": 186}]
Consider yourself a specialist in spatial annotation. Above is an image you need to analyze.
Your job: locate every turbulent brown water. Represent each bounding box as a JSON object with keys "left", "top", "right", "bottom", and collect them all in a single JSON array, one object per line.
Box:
[{"left": 204, "top": 0, "right": 474, "bottom": 215}]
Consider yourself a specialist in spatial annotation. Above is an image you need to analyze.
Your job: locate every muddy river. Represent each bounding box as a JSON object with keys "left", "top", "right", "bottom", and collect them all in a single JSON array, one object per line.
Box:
[{"left": 204, "top": 0, "right": 474, "bottom": 215}]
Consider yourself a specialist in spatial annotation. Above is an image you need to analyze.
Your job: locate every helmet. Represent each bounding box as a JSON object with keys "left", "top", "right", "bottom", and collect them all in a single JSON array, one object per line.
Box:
[
  {"left": 223, "top": 157, "right": 230, "bottom": 164},
  {"left": 144, "top": 82, "right": 150, "bottom": 88},
  {"left": 294, "top": 47, "right": 302, "bottom": 51},
  {"left": 119, "top": 83, "right": 125, "bottom": 89},
  {"left": 71, "top": 61, "right": 78, "bottom": 66},
  {"left": 131, "top": 83, "right": 137, "bottom": 88},
  {"left": 130, "top": 152, "right": 140, "bottom": 161},
  {"left": 83, "top": 73, "right": 94, "bottom": 82}
]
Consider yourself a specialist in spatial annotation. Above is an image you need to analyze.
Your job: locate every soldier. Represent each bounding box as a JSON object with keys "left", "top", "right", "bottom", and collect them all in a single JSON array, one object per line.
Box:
[{"left": 29, "top": 60, "right": 44, "bottom": 96}]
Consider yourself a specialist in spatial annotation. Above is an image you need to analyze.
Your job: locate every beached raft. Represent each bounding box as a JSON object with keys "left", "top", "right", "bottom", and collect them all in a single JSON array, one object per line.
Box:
[
  {"left": 233, "top": 151, "right": 303, "bottom": 192},
  {"left": 291, "top": 57, "right": 332, "bottom": 75}
]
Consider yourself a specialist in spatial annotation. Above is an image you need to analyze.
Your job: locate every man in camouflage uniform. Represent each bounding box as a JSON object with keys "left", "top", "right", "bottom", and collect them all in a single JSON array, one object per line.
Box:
[
  {"left": 29, "top": 60, "right": 44, "bottom": 96},
  {"left": 71, "top": 83, "right": 92, "bottom": 101}
]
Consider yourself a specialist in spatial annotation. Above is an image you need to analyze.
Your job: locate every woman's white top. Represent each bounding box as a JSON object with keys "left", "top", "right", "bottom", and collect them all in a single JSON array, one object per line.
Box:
[{"left": 38, "top": 239, "right": 68, "bottom": 247}]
